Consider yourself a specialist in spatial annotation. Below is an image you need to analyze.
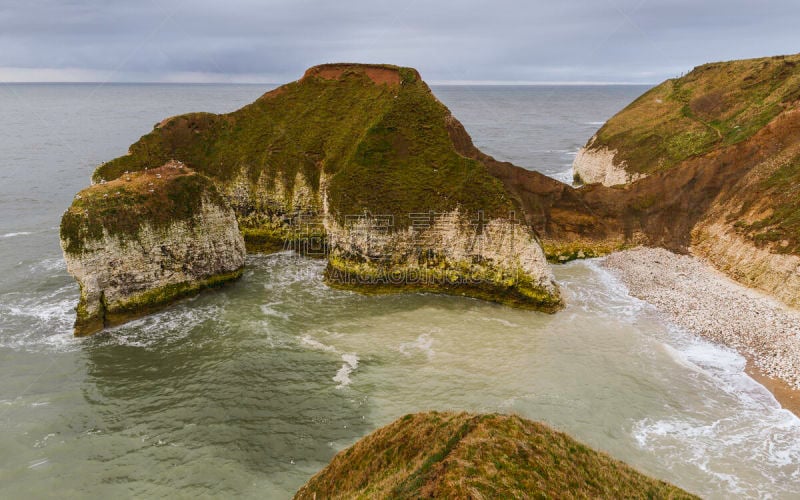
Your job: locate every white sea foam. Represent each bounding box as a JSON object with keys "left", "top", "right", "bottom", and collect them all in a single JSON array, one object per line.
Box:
[
  {"left": 568, "top": 260, "right": 646, "bottom": 320},
  {"left": 0, "top": 283, "right": 79, "bottom": 351},
  {"left": 0, "top": 231, "right": 32, "bottom": 239},
  {"left": 29, "top": 258, "right": 66, "bottom": 274},
  {"left": 585, "top": 121, "right": 606, "bottom": 125},
  {"left": 399, "top": 333, "right": 435, "bottom": 360},
  {"left": 333, "top": 353, "right": 359, "bottom": 388},
  {"left": 479, "top": 317, "right": 518, "bottom": 328},
  {"left": 97, "top": 303, "right": 222, "bottom": 349},
  {"left": 301, "top": 335, "right": 337, "bottom": 353},
  {"left": 549, "top": 168, "right": 575, "bottom": 184},
  {"left": 260, "top": 302, "right": 290, "bottom": 320},
  {"left": 661, "top": 343, "right": 708, "bottom": 377},
  {"left": 27, "top": 458, "right": 49, "bottom": 469}
]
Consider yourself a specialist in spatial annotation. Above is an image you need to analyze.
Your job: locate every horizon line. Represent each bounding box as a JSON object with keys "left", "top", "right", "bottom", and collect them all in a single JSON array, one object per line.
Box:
[{"left": 0, "top": 80, "right": 657, "bottom": 86}]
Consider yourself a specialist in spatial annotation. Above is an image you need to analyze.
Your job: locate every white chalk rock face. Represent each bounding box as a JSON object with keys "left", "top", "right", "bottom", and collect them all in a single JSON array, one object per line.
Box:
[
  {"left": 60, "top": 164, "right": 245, "bottom": 336},
  {"left": 572, "top": 137, "right": 646, "bottom": 186},
  {"left": 323, "top": 209, "right": 563, "bottom": 311}
]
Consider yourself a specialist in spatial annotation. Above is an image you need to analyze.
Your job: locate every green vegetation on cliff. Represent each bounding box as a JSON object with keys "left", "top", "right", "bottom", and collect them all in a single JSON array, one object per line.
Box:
[
  {"left": 92, "top": 63, "right": 515, "bottom": 228},
  {"left": 730, "top": 151, "right": 800, "bottom": 255},
  {"left": 594, "top": 54, "right": 800, "bottom": 175},
  {"left": 295, "top": 412, "right": 696, "bottom": 499},
  {"left": 61, "top": 64, "right": 562, "bottom": 334},
  {"left": 61, "top": 162, "right": 222, "bottom": 255},
  {"left": 324, "top": 252, "right": 563, "bottom": 312}
]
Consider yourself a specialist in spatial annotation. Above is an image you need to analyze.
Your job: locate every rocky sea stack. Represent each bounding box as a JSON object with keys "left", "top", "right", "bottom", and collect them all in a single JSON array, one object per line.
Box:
[
  {"left": 60, "top": 55, "right": 800, "bottom": 334},
  {"left": 61, "top": 63, "right": 564, "bottom": 335},
  {"left": 294, "top": 412, "right": 697, "bottom": 499},
  {"left": 60, "top": 161, "right": 245, "bottom": 335}
]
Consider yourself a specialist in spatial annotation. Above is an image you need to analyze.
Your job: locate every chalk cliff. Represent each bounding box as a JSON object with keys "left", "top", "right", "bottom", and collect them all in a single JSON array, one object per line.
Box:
[
  {"left": 61, "top": 64, "right": 563, "bottom": 335},
  {"left": 60, "top": 162, "right": 245, "bottom": 335},
  {"left": 61, "top": 55, "right": 800, "bottom": 334},
  {"left": 572, "top": 138, "right": 645, "bottom": 186},
  {"left": 567, "top": 54, "right": 800, "bottom": 307}
]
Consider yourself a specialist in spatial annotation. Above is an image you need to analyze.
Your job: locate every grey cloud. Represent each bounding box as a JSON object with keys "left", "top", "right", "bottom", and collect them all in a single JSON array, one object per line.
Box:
[{"left": 0, "top": 0, "right": 798, "bottom": 82}]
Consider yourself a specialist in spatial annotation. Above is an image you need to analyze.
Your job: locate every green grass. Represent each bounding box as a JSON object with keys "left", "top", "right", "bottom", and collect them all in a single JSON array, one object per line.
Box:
[
  {"left": 294, "top": 412, "right": 698, "bottom": 499},
  {"left": 88, "top": 64, "right": 515, "bottom": 231},
  {"left": 594, "top": 54, "right": 800, "bottom": 175},
  {"left": 733, "top": 154, "right": 800, "bottom": 254},
  {"left": 61, "top": 164, "right": 223, "bottom": 255}
]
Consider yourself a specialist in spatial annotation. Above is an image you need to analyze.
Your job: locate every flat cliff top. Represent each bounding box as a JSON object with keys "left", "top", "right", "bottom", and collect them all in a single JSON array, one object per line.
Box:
[
  {"left": 592, "top": 53, "right": 800, "bottom": 175},
  {"left": 91, "top": 63, "right": 514, "bottom": 228},
  {"left": 300, "top": 63, "right": 420, "bottom": 86},
  {"left": 294, "top": 411, "right": 697, "bottom": 499},
  {"left": 61, "top": 161, "right": 221, "bottom": 254}
]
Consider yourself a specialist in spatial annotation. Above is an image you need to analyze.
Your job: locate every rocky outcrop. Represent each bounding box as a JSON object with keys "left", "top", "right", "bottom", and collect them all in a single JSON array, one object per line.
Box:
[
  {"left": 556, "top": 54, "right": 800, "bottom": 309},
  {"left": 60, "top": 163, "right": 245, "bottom": 335},
  {"left": 294, "top": 412, "right": 697, "bottom": 499},
  {"left": 60, "top": 57, "right": 800, "bottom": 333},
  {"left": 572, "top": 139, "right": 645, "bottom": 186},
  {"left": 62, "top": 64, "right": 566, "bottom": 335},
  {"left": 693, "top": 223, "right": 800, "bottom": 309},
  {"left": 324, "top": 210, "right": 562, "bottom": 311}
]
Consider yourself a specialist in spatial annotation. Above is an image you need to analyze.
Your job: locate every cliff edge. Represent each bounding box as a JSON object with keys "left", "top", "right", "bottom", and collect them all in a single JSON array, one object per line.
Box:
[
  {"left": 573, "top": 54, "right": 800, "bottom": 186},
  {"left": 568, "top": 54, "right": 800, "bottom": 307},
  {"left": 61, "top": 64, "right": 563, "bottom": 335},
  {"left": 294, "top": 412, "right": 697, "bottom": 499},
  {"left": 60, "top": 161, "right": 245, "bottom": 335}
]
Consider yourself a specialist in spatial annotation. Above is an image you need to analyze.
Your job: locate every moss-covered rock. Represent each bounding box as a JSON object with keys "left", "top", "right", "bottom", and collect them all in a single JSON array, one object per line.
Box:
[
  {"left": 61, "top": 162, "right": 245, "bottom": 336},
  {"left": 323, "top": 211, "right": 563, "bottom": 311},
  {"left": 294, "top": 411, "right": 698, "bottom": 499},
  {"left": 574, "top": 53, "right": 800, "bottom": 185},
  {"left": 62, "top": 63, "right": 564, "bottom": 332}
]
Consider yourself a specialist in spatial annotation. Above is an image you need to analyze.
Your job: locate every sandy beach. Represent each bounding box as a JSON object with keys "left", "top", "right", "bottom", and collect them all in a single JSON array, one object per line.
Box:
[{"left": 602, "top": 247, "right": 800, "bottom": 416}]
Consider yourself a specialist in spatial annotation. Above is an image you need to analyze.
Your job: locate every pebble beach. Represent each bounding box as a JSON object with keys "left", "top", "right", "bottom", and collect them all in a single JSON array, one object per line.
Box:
[{"left": 602, "top": 248, "right": 800, "bottom": 398}]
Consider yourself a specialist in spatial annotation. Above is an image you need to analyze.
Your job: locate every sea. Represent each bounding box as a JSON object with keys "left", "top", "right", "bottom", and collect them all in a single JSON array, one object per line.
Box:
[{"left": 0, "top": 83, "right": 798, "bottom": 498}]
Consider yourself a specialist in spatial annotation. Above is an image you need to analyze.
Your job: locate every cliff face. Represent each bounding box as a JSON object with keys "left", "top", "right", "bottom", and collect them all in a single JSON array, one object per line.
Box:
[
  {"left": 562, "top": 54, "right": 800, "bottom": 307},
  {"left": 572, "top": 54, "right": 800, "bottom": 184},
  {"left": 324, "top": 210, "right": 562, "bottom": 311},
  {"left": 61, "top": 162, "right": 245, "bottom": 335},
  {"left": 61, "top": 58, "right": 800, "bottom": 332},
  {"left": 691, "top": 108, "right": 800, "bottom": 308},
  {"left": 572, "top": 138, "right": 645, "bottom": 186},
  {"left": 62, "top": 64, "right": 563, "bottom": 334},
  {"left": 294, "top": 412, "right": 697, "bottom": 499}
]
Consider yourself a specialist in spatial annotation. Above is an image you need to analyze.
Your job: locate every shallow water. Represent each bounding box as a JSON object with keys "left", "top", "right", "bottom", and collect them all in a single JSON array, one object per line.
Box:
[{"left": 1, "top": 84, "right": 799, "bottom": 498}]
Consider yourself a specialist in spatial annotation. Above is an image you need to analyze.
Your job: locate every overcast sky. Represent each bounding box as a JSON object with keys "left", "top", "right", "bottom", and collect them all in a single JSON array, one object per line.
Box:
[{"left": 1, "top": 0, "right": 797, "bottom": 84}]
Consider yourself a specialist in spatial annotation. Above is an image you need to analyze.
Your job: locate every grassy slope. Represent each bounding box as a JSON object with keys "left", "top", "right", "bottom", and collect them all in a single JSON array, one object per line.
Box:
[
  {"left": 92, "top": 64, "right": 514, "bottom": 229},
  {"left": 61, "top": 163, "right": 220, "bottom": 254},
  {"left": 730, "top": 148, "right": 800, "bottom": 254},
  {"left": 295, "top": 412, "right": 697, "bottom": 499},
  {"left": 594, "top": 54, "right": 800, "bottom": 175}
]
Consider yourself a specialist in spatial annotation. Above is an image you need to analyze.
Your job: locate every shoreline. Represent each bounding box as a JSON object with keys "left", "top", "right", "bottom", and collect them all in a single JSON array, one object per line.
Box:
[
  {"left": 745, "top": 360, "right": 800, "bottom": 418},
  {"left": 601, "top": 247, "right": 800, "bottom": 418}
]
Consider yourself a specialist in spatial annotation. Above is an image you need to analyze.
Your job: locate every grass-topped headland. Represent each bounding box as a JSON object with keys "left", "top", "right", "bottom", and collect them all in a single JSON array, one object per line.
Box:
[
  {"left": 61, "top": 63, "right": 567, "bottom": 335},
  {"left": 294, "top": 411, "right": 697, "bottom": 499},
  {"left": 61, "top": 161, "right": 224, "bottom": 255},
  {"left": 591, "top": 53, "right": 800, "bottom": 176},
  {"left": 90, "top": 63, "right": 516, "bottom": 230}
]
